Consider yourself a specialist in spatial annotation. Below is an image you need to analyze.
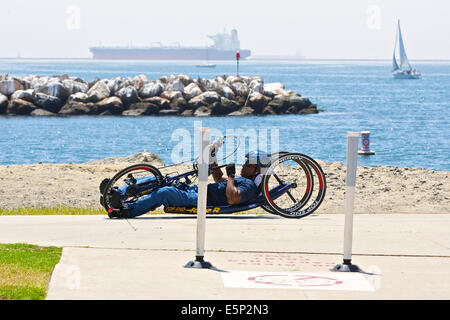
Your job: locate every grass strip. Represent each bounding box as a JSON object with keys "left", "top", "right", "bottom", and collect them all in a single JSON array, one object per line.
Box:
[{"left": 0, "top": 243, "right": 62, "bottom": 300}]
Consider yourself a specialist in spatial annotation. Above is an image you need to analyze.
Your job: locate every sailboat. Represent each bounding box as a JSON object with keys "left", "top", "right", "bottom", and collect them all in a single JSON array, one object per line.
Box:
[
  {"left": 196, "top": 47, "right": 216, "bottom": 68},
  {"left": 392, "top": 20, "right": 421, "bottom": 79}
]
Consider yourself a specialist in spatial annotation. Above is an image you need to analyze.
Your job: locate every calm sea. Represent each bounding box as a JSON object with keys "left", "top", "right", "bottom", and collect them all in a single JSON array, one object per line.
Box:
[{"left": 0, "top": 59, "right": 449, "bottom": 171}]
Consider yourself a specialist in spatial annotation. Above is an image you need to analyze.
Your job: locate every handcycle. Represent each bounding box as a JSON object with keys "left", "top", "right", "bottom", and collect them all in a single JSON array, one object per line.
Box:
[{"left": 101, "top": 138, "right": 327, "bottom": 219}]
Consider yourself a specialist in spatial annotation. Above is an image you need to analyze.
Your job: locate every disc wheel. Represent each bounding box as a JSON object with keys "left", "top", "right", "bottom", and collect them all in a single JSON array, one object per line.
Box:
[
  {"left": 260, "top": 151, "right": 290, "bottom": 215},
  {"left": 261, "top": 153, "right": 326, "bottom": 218},
  {"left": 102, "top": 163, "right": 163, "bottom": 213}
]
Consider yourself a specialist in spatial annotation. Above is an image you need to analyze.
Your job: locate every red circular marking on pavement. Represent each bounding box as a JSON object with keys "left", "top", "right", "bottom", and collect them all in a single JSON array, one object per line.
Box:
[{"left": 248, "top": 274, "right": 343, "bottom": 287}]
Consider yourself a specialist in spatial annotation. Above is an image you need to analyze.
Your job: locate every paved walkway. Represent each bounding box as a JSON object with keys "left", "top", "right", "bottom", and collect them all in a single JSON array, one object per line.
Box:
[{"left": 1, "top": 214, "right": 449, "bottom": 299}]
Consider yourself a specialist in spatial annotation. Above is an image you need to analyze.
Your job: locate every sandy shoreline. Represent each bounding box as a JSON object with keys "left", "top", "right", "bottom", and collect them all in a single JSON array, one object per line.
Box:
[{"left": 0, "top": 157, "right": 448, "bottom": 214}]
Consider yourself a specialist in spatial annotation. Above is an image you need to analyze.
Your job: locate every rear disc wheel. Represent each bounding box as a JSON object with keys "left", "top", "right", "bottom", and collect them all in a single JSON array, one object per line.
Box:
[{"left": 261, "top": 153, "right": 326, "bottom": 219}]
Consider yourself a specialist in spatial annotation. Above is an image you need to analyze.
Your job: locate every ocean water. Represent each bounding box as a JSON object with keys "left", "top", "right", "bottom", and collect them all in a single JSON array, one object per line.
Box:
[{"left": 0, "top": 59, "right": 449, "bottom": 171}]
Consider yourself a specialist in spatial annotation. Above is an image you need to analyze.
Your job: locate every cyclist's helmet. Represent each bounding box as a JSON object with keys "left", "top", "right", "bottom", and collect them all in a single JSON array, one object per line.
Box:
[{"left": 244, "top": 150, "right": 271, "bottom": 167}]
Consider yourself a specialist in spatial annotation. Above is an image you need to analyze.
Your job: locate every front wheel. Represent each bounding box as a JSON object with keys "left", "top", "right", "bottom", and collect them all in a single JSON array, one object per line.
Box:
[{"left": 261, "top": 153, "right": 326, "bottom": 219}]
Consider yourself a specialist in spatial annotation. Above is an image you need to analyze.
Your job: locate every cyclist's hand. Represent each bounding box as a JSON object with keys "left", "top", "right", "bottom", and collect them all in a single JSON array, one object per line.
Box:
[
  {"left": 208, "top": 137, "right": 224, "bottom": 164},
  {"left": 208, "top": 143, "right": 217, "bottom": 164},
  {"left": 213, "top": 136, "right": 224, "bottom": 148},
  {"left": 226, "top": 163, "right": 236, "bottom": 178}
]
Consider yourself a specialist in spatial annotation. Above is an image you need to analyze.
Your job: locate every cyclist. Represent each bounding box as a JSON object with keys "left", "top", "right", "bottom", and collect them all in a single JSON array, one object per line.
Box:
[{"left": 102, "top": 150, "right": 271, "bottom": 219}]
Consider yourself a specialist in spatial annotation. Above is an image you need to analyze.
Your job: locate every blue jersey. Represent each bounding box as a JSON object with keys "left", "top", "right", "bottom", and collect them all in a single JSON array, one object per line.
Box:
[{"left": 207, "top": 177, "right": 259, "bottom": 206}]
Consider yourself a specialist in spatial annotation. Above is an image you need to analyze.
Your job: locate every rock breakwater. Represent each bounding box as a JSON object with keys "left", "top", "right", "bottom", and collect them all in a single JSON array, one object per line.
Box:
[{"left": 0, "top": 73, "right": 318, "bottom": 117}]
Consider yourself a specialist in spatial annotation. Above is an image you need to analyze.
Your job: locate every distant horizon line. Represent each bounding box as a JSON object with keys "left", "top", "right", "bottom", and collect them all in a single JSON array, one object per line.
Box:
[{"left": 1, "top": 57, "right": 449, "bottom": 62}]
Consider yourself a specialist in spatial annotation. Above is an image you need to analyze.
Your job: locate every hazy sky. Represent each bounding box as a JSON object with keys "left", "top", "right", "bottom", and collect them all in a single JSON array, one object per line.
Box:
[{"left": 1, "top": 0, "right": 449, "bottom": 59}]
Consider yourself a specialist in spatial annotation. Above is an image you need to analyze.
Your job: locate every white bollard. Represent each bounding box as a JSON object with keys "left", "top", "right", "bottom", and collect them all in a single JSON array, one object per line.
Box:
[
  {"left": 358, "top": 131, "right": 375, "bottom": 155},
  {"left": 185, "top": 127, "right": 213, "bottom": 269},
  {"left": 332, "top": 132, "right": 362, "bottom": 272}
]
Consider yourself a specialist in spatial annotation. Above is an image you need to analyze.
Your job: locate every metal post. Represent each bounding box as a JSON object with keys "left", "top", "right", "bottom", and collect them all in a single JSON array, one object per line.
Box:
[
  {"left": 185, "top": 127, "right": 213, "bottom": 269},
  {"left": 236, "top": 51, "right": 240, "bottom": 77},
  {"left": 332, "top": 132, "right": 362, "bottom": 272}
]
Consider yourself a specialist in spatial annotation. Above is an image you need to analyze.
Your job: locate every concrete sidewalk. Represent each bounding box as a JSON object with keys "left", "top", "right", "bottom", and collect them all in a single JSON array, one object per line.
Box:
[{"left": 1, "top": 214, "right": 449, "bottom": 299}]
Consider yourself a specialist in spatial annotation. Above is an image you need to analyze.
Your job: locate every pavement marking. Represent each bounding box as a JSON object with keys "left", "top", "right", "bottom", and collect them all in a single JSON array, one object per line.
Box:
[{"left": 222, "top": 271, "right": 375, "bottom": 291}]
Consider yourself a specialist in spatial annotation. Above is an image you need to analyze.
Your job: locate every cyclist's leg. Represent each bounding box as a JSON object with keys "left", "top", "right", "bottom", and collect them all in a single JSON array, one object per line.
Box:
[
  {"left": 116, "top": 176, "right": 158, "bottom": 195},
  {"left": 126, "top": 186, "right": 198, "bottom": 218}
]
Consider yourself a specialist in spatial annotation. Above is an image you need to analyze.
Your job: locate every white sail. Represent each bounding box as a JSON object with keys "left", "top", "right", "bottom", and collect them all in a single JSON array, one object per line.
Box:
[
  {"left": 392, "top": 29, "right": 400, "bottom": 71},
  {"left": 397, "top": 20, "right": 411, "bottom": 70}
]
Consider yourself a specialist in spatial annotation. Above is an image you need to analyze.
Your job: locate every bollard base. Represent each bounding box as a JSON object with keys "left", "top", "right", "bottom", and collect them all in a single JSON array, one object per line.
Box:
[
  {"left": 332, "top": 260, "right": 362, "bottom": 272},
  {"left": 184, "top": 256, "right": 214, "bottom": 269},
  {"left": 358, "top": 150, "right": 375, "bottom": 155}
]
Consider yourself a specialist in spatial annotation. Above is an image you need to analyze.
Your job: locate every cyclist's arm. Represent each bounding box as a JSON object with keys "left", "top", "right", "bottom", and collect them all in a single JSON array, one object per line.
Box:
[
  {"left": 211, "top": 162, "right": 226, "bottom": 182},
  {"left": 226, "top": 176, "right": 242, "bottom": 205}
]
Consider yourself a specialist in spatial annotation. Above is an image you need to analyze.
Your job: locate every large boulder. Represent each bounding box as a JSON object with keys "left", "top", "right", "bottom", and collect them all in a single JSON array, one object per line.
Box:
[
  {"left": 116, "top": 86, "right": 140, "bottom": 107},
  {"left": 217, "top": 84, "right": 235, "bottom": 100},
  {"left": 87, "top": 77, "right": 100, "bottom": 90},
  {"left": 193, "top": 106, "right": 211, "bottom": 117},
  {"left": 169, "top": 97, "right": 187, "bottom": 112},
  {"left": 298, "top": 104, "right": 318, "bottom": 114},
  {"left": 187, "top": 91, "right": 220, "bottom": 110},
  {"left": 87, "top": 81, "right": 110, "bottom": 102},
  {"left": 267, "top": 94, "right": 290, "bottom": 114},
  {"left": 176, "top": 75, "right": 194, "bottom": 86},
  {"left": 128, "top": 102, "right": 159, "bottom": 115},
  {"left": 159, "top": 109, "right": 180, "bottom": 116},
  {"left": 184, "top": 83, "right": 203, "bottom": 100},
  {"left": 122, "top": 109, "right": 150, "bottom": 116},
  {"left": 62, "top": 79, "right": 88, "bottom": 95},
  {"left": 227, "top": 106, "right": 254, "bottom": 116},
  {"left": 11, "top": 89, "right": 35, "bottom": 102},
  {"left": 67, "top": 92, "right": 89, "bottom": 103},
  {"left": 59, "top": 102, "right": 97, "bottom": 115},
  {"left": 132, "top": 75, "right": 150, "bottom": 91},
  {"left": 249, "top": 79, "right": 264, "bottom": 94},
  {"left": 33, "top": 93, "right": 63, "bottom": 113},
  {"left": 142, "top": 96, "right": 170, "bottom": 110},
  {"left": 7, "top": 99, "right": 36, "bottom": 115},
  {"left": 166, "top": 79, "right": 184, "bottom": 93},
  {"left": 210, "top": 98, "right": 240, "bottom": 116},
  {"left": 288, "top": 95, "right": 312, "bottom": 109},
  {"left": 263, "top": 83, "right": 286, "bottom": 97},
  {"left": 0, "top": 79, "right": 24, "bottom": 96},
  {"left": 225, "top": 76, "right": 243, "bottom": 86},
  {"left": 95, "top": 97, "right": 124, "bottom": 115},
  {"left": 201, "top": 79, "right": 220, "bottom": 91},
  {"left": 0, "top": 93, "right": 8, "bottom": 114},
  {"left": 139, "top": 82, "right": 164, "bottom": 98},
  {"left": 262, "top": 105, "right": 277, "bottom": 115},
  {"left": 39, "top": 79, "right": 70, "bottom": 101},
  {"left": 230, "top": 81, "right": 249, "bottom": 97},
  {"left": 160, "top": 90, "right": 183, "bottom": 101},
  {"left": 157, "top": 76, "right": 169, "bottom": 85},
  {"left": 193, "top": 91, "right": 220, "bottom": 104},
  {"left": 106, "top": 77, "right": 124, "bottom": 95},
  {"left": 30, "top": 108, "right": 57, "bottom": 116},
  {"left": 180, "top": 109, "right": 194, "bottom": 116},
  {"left": 246, "top": 92, "right": 269, "bottom": 113}
]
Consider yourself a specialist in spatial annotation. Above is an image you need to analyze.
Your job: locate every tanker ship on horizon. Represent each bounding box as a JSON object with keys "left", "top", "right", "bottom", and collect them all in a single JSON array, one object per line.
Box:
[{"left": 89, "top": 29, "right": 251, "bottom": 61}]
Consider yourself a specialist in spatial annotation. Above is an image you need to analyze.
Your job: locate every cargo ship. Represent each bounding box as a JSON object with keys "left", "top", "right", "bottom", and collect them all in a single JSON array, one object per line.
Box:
[{"left": 89, "top": 29, "right": 251, "bottom": 61}]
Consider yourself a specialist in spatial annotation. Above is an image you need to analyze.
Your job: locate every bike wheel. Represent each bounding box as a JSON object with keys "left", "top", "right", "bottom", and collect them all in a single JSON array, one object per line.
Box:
[
  {"left": 102, "top": 163, "right": 163, "bottom": 212},
  {"left": 260, "top": 151, "right": 290, "bottom": 215},
  {"left": 261, "top": 153, "right": 326, "bottom": 219}
]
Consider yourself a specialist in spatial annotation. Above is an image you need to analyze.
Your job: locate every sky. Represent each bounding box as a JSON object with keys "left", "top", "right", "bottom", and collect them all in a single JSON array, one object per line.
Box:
[{"left": 0, "top": 0, "right": 449, "bottom": 59}]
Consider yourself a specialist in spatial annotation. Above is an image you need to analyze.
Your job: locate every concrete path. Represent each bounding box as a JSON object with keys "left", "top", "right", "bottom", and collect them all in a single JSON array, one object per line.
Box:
[{"left": 1, "top": 214, "right": 449, "bottom": 299}]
